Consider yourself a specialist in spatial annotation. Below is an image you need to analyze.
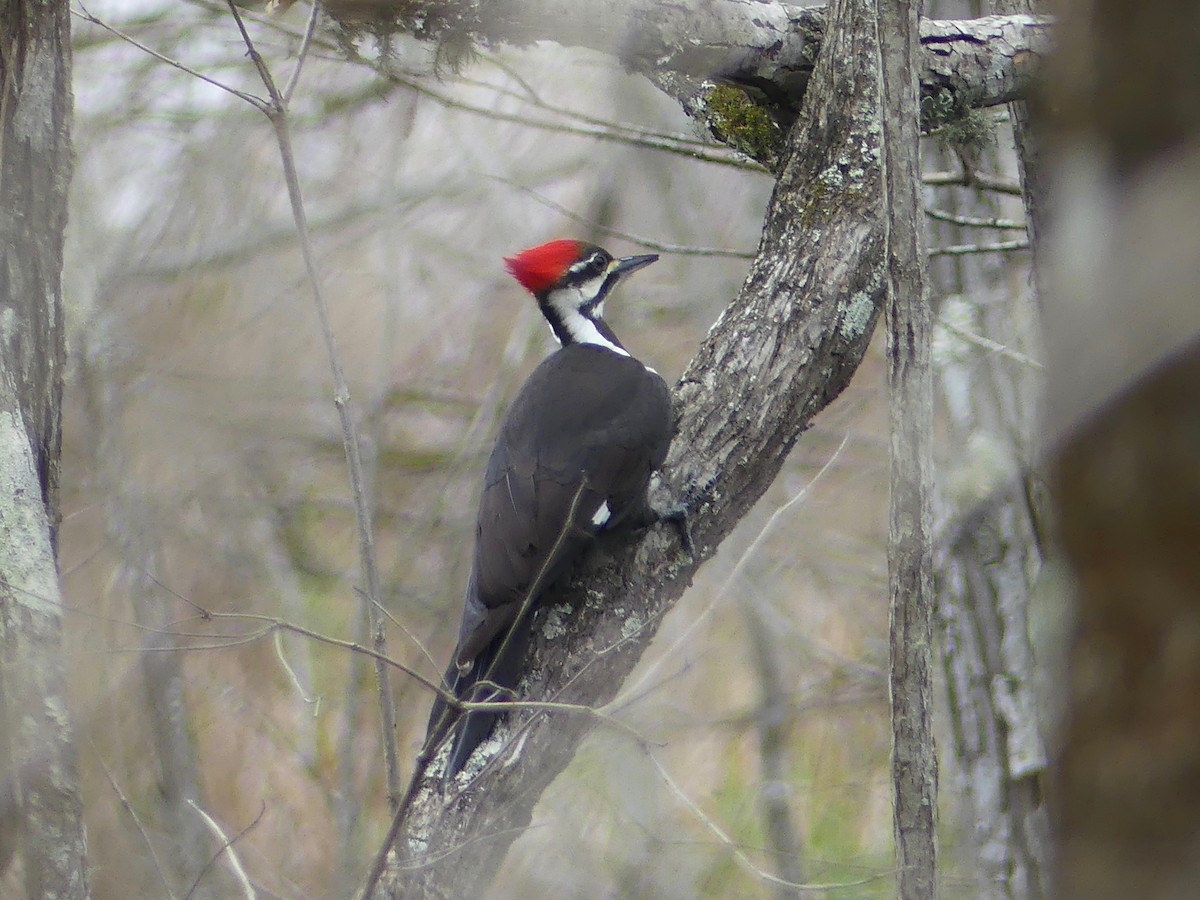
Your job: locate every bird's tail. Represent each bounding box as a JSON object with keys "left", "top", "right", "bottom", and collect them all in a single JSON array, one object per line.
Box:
[{"left": 423, "top": 623, "right": 532, "bottom": 779}]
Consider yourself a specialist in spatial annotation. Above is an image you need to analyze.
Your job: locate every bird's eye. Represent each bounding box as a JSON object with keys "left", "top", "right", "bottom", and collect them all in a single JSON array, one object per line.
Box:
[{"left": 569, "top": 251, "right": 608, "bottom": 281}]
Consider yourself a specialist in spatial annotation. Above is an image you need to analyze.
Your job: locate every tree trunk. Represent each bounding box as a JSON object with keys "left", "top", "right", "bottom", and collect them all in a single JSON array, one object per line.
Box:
[
  {"left": 878, "top": 0, "right": 939, "bottom": 895},
  {"left": 1045, "top": 1, "right": 1200, "bottom": 898},
  {"left": 0, "top": 0, "right": 88, "bottom": 895}
]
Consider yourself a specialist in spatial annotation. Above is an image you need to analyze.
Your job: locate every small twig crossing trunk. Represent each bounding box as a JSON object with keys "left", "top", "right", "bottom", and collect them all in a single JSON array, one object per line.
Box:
[{"left": 878, "top": 0, "right": 939, "bottom": 896}]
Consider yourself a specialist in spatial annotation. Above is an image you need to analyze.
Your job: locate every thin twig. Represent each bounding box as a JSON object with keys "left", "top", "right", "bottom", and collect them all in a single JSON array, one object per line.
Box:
[
  {"left": 937, "top": 314, "right": 1044, "bottom": 370},
  {"left": 354, "top": 584, "right": 441, "bottom": 675},
  {"left": 93, "top": 744, "right": 177, "bottom": 899},
  {"left": 647, "top": 751, "right": 886, "bottom": 892},
  {"left": 923, "top": 168, "right": 1023, "bottom": 195},
  {"left": 223, "top": 0, "right": 403, "bottom": 809},
  {"left": 476, "top": 52, "right": 722, "bottom": 152},
  {"left": 610, "top": 436, "right": 848, "bottom": 712},
  {"left": 481, "top": 481, "right": 590, "bottom": 706},
  {"left": 282, "top": 0, "right": 319, "bottom": 105},
  {"left": 185, "top": 800, "right": 262, "bottom": 900},
  {"left": 213, "top": 611, "right": 452, "bottom": 701},
  {"left": 72, "top": 4, "right": 267, "bottom": 110},
  {"left": 495, "top": 178, "right": 755, "bottom": 258},
  {"left": 272, "top": 627, "right": 321, "bottom": 708},
  {"left": 924, "top": 207, "right": 1026, "bottom": 230},
  {"left": 929, "top": 239, "right": 1029, "bottom": 257}
]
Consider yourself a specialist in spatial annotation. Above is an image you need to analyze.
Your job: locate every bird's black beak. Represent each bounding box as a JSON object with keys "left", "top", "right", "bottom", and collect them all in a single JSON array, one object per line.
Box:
[{"left": 610, "top": 253, "right": 659, "bottom": 279}]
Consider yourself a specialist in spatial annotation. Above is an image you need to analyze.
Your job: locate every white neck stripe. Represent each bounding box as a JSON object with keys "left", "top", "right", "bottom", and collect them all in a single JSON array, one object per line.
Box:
[{"left": 548, "top": 291, "right": 630, "bottom": 356}]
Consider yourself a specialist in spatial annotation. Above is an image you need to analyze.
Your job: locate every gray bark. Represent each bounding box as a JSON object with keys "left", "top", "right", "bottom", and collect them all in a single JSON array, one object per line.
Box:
[
  {"left": 938, "top": 482, "right": 1049, "bottom": 900},
  {"left": 329, "top": 1, "right": 1051, "bottom": 143},
  {"left": 922, "top": 5, "right": 1051, "bottom": 897},
  {"left": 378, "top": 0, "right": 893, "bottom": 894},
  {"left": 993, "top": 0, "right": 1048, "bottom": 265},
  {"left": 0, "top": 0, "right": 69, "bottom": 530},
  {"left": 878, "top": 0, "right": 938, "bottom": 896},
  {"left": 0, "top": 1, "right": 87, "bottom": 894}
]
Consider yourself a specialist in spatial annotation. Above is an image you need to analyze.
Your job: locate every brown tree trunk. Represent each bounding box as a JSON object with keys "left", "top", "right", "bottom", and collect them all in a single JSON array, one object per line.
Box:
[
  {"left": 0, "top": 0, "right": 88, "bottom": 895},
  {"left": 1046, "top": 1, "right": 1200, "bottom": 898}
]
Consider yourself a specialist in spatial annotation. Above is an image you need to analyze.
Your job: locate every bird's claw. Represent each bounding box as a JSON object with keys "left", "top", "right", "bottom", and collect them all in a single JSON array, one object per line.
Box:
[{"left": 655, "top": 501, "right": 695, "bottom": 560}]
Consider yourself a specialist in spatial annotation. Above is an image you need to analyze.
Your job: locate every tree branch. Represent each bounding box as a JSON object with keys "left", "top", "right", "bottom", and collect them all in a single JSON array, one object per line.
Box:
[{"left": 324, "top": 1, "right": 1050, "bottom": 138}]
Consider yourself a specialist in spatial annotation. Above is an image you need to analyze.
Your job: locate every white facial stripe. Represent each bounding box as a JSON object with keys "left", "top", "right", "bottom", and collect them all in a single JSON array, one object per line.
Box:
[
  {"left": 576, "top": 273, "right": 608, "bottom": 305},
  {"left": 548, "top": 288, "right": 630, "bottom": 356},
  {"left": 567, "top": 251, "right": 605, "bottom": 278},
  {"left": 591, "top": 500, "right": 611, "bottom": 527}
]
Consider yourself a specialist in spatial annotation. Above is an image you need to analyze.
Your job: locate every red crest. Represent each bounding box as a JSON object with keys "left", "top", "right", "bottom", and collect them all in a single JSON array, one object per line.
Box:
[{"left": 504, "top": 240, "right": 583, "bottom": 295}]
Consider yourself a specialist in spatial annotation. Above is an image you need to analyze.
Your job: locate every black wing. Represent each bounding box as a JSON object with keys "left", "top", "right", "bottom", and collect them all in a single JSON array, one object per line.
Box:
[{"left": 426, "top": 345, "right": 671, "bottom": 775}]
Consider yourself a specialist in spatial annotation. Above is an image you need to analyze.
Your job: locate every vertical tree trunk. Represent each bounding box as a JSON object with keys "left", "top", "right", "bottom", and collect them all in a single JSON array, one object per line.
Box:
[
  {"left": 924, "top": 5, "right": 1051, "bottom": 896},
  {"left": 76, "top": 331, "right": 231, "bottom": 899},
  {"left": 937, "top": 486, "right": 1050, "bottom": 899},
  {"left": 1045, "top": 2, "right": 1200, "bottom": 896},
  {"left": 992, "top": 0, "right": 1048, "bottom": 257},
  {"left": 741, "top": 594, "right": 805, "bottom": 899},
  {"left": 879, "top": 0, "right": 939, "bottom": 895},
  {"left": 0, "top": 0, "right": 69, "bottom": 530},
  {"left": 0, "top": 0, "right": 88, "bottom": 895}
]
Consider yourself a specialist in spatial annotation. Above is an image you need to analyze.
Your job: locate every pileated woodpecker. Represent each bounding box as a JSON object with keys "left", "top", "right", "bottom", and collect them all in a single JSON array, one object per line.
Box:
[{"left": 425, "top": 239, "right": 673, "bottom": 778}]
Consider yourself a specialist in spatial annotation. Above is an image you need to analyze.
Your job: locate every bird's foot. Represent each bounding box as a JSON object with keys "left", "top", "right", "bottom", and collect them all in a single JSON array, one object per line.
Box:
[
  {"left": 645, "top": 475, "right": 712, "bottom": 562},
  {"left": 653, "top": 500, "right": 695, "bottom": 560}
]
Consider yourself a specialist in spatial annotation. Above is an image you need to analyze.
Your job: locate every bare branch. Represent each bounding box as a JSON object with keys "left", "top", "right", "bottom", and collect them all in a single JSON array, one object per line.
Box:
[
  {"left": 930, "top": 238, "right": 1030, "bottom": 256},
  {"left": 185, "top": 800, "right": 262, "bottom": 900},
  {"left": 73, "top": 4, "right": 267, "bottom": 110},
  {"left": 94, "top": 746, "right": 178, "bottom": 900},
  {"left": 323, "top": 1, "right": 1051, "bottom": 122},
  {"left": 282, "top": 0, "right": 320, "bottom": 104},
  {"left": 924, "top": 168, "right": 1024, "bottom": 195},
  {"left": 925, "top": 207, "right": 1026, "bottom": 230},
  {"left": 222, "top": 0, "right": 403, "bottom": 809},
  {"left": 937, "top": 314, "right": 1044, "bottom": 370}
]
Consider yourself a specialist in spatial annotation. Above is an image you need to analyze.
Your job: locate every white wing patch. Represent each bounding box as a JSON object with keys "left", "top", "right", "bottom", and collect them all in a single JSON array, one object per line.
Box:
[{"left": 591, "top": 500, "right": 611, "bottom": 527}]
